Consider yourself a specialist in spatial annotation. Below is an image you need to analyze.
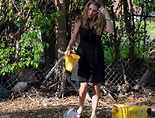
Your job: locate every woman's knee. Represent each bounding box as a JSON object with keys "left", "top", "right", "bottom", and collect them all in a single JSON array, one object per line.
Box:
[
  {"left": 80, "top": 82, "right": 88, "bottom": 92},
  {"left": 93, "top": 83, "right": 101, "bottom": 94}
]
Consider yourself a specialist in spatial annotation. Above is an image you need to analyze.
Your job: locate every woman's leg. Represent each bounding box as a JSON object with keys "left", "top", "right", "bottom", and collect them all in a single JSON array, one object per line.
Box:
[
  {"left": 91, "top": 83, "right": 101, "bottom": 118},
  {"left": 77, "top": 82, "right": 88, "bottom": 114}
]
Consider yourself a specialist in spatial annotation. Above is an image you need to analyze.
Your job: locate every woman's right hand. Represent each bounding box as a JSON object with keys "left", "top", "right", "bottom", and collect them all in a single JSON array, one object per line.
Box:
[{"left": 64, "top": 48, "right": 71, "bottom": 55}]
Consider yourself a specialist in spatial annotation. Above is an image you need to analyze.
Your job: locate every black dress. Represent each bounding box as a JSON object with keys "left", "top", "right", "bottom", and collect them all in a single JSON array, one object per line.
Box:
[{"left": 71, "top": 26, "right": 105, "bottom": 83}]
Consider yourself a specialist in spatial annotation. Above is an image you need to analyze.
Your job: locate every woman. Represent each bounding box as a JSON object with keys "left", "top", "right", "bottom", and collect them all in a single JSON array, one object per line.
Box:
[{"left": 65, "top": 0, "right": 113, "bottom": 118}]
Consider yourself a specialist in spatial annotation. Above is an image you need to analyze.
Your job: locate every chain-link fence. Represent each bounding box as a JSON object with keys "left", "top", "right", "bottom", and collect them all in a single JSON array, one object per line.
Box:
[{"left": 0, "top": 39, "right": 154, "bottom": 100}]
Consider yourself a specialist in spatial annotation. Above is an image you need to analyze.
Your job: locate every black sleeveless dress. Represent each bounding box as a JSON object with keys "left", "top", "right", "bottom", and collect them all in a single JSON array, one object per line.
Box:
[{"left": 71, "top": 26, "right": 105, "bottom": 83}]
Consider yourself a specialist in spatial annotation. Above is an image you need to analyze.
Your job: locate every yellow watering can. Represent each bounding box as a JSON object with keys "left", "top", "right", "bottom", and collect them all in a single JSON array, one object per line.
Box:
[{"left": 64, "top": 53, "right": 80, "bottom": 72}]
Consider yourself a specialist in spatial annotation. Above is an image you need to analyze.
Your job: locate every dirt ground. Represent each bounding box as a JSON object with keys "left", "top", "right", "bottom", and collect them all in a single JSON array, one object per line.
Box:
[{"left": 0, "top": 87, "right": 155, "bottom": 118}]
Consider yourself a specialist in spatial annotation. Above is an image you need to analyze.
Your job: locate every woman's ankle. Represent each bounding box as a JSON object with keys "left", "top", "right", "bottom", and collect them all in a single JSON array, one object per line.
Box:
[
  {"left": 90, "top": 112, "right": 96, "bottom": 118},
  {"left": 90, "top": 115, "right": 97, "bottom": 118},
  {"left": 77, "top": 107, "right": 83, "bottom": 114}
]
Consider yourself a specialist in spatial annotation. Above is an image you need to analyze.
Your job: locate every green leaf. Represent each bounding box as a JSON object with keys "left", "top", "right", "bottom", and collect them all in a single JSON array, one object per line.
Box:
[{"left": 133, "top": 0, "right": 139, "bottom": 4}]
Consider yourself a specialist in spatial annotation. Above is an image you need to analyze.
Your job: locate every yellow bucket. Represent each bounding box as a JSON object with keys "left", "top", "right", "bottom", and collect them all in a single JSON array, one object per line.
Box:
[
  {"left": 112, "top": 104, "right": 148, "bottom": 118},
  {"left": 64, "top": 53, "right": 80, "bottom": 72}
]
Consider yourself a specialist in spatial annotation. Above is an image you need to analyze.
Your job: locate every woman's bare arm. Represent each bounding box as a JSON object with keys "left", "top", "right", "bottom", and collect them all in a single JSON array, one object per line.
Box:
[
  {"left": 105, "top": 15, "right": 114, "bottom": 33},
  {"left": 65, "top": 20, "right": 81, "bottom": 54},
  {"left": 99, "top": 6, "right": 114, "bottom": 34}
]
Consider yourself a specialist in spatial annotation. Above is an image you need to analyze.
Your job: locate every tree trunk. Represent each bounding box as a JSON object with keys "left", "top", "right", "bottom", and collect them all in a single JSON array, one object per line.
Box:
[
  {"left": 55, "top": 0, "right": 67, "bottom": 55},
  {"left": 54, "top": 0, "right": 68, "bottom": 98}
]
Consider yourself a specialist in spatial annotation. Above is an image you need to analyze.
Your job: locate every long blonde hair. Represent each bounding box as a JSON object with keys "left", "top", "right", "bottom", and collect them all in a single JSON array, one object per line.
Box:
[{"left": 81, "top": 0, "right": 106, "bottom": 35}]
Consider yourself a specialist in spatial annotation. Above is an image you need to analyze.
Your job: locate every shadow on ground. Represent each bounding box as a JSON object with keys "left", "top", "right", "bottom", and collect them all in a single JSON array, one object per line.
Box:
[
  {"left": 0, "top": 105, "right": 111, "bottom": 118},
  {"left": 0, "top": 104, "right": 155, "bottom": 118}
]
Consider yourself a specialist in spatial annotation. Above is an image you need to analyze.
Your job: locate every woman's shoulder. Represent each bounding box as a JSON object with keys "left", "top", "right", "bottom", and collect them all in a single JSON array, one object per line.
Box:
[
  {"left": 75, "top": 15, "right": 82, "bottom": 23},
  {"left": 74, "top": 16, "right": 82, "bottom": 27},
  {"left": 75, "top": 15, "right": 82, "bottom": 20}
]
